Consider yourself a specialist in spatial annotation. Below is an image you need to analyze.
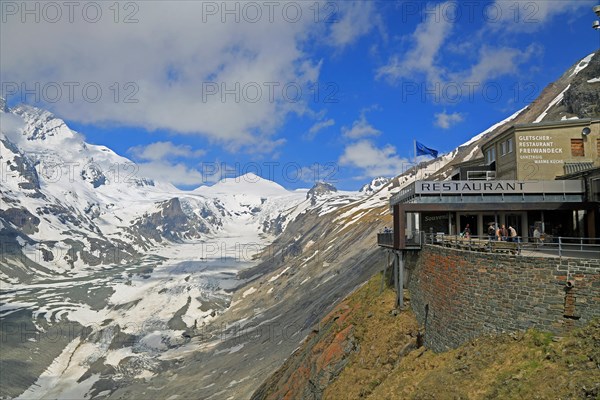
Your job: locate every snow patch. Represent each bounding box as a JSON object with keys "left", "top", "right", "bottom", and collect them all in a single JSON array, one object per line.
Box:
[
  {"left": 534, "top": 84, "right": 571, "bottom": 123},
  {"left": 242, "top": 287, "right": 257, "bottom": 298},
  {"left": 268, "top": 266, "right": 290, "bottom": 282},
  {"left": 570, "top": 53, "right": 595, "bottom": 77}
]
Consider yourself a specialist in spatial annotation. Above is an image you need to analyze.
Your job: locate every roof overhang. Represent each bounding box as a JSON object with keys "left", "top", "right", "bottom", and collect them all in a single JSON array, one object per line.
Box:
[{"left": 391, "top": 180, "right": 585, "bottom": 206}]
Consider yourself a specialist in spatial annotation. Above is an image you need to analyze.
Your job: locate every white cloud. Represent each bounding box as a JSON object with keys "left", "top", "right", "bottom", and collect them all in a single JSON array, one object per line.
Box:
[
  {"left": 126, "top": 142, "right": 209, "bottom": 187},
  {"left": 306, "top": 118, "right": 335, "bottom": 139},
  {"left": 339, "top": 140, "right": 409, "bottom": 178},
  {"left": 135, "top": 161, "right": 205, "bottom": 187},
  {"left": 376, "top": 1, "right": 546, "bottom": 103},
  {"left": 0, "top": 112, "right": 26, "bottom": 144},
  {"left": 341, "top": 109, "right": 380, "bottom": 139},
  {"left": 491, "top": 0, "right": 594, "bottom": 32},
  {"left": 0, "top": 2, "right": 323, "bottom": 152},
  {"left": 434, "top": 111, "right": 464, "bottom": 129},
  {"left": 376, "top": 1, "right": 454, "bottom": 84},
  {"left": 329, "top": 2, "right": 379, "bottom": 48},
  {"left": 455, "top": 45, "right": 541, "bottom": 84},
  {"left": 129, "top": 142, "right": 205, "bottom": 162}
]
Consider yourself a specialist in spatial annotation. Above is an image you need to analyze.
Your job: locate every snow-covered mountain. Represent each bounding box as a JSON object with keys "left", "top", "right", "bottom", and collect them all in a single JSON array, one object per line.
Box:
[
  {"left": 359, "top": 177, "right": 391, "bottom": 195},
  {"left": 0, "top": 105, "right": 369, "bottom": 283}
]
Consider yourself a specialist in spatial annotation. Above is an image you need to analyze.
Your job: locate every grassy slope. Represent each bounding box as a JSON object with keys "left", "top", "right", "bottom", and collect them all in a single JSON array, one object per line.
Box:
[{"left": 319, "top": 274, "right": 600, "bottom": 400}]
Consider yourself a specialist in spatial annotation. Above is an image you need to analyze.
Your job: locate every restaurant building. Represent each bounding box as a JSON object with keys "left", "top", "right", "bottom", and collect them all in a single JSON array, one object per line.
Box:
[{"left": 384, "top": 118, "right": 600, "bottom": 251}]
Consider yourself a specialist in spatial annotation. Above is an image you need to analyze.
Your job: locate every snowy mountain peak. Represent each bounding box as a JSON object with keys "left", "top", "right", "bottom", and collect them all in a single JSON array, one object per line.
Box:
[
  {"left": 196, "top": 172, "right": 289, "bottom": 197},
  {"left": 359, "top": 177, "right": 391, "bottom": 195},
  {"left": 0, "top": 97, "right": 7, "bottom": 113},
  {"left": 11, "top": 103, "right": 77, "bottom": 142},
  {"left": 307, "top": 181, "right": 337, "bottom": 198}
]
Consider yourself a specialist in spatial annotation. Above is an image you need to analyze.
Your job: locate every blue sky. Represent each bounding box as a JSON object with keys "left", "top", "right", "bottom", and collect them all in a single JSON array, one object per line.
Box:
[{"left": 2, "top": 0, "right": 599, "bottom": 190}]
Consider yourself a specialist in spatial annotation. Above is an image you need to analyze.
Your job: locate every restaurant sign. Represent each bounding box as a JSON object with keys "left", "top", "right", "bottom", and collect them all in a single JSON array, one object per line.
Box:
[{"left": 415, "top": 180, "right": 583, "bottom": 195}]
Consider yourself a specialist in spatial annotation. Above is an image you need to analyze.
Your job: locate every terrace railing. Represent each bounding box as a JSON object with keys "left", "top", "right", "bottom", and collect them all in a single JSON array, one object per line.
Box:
[
  {"left": 377, "top": 232, "right": 394, "bottom": 247},
  {"left": 422, "top": 233, "right": 600, "bottom": 259},
  {"left": 377, "top": 230, "right": 423, "bottom": 249}
]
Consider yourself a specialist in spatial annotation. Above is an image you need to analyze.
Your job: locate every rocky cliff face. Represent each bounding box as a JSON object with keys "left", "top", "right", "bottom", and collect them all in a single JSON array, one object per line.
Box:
[
  {"left": 306, "top": 181, "right": 338, "bottom": 205},
  {"left": 562, "top": 54, "right": 600, "bottom": 118}
]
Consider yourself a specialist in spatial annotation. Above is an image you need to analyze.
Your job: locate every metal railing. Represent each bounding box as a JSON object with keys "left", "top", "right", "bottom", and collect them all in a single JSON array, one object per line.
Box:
[
  {"left": 377, "top": 232, "right": 394, "bottom": 247},
  {"left": 422, "top": 233, "right": 600, "bottom": 259},
  {"left": 423, "top": 233, "right": 521, "bottom": 254},
  {"left": 523, "top": 236, "right": 600, "bottom": 259},
  {"left": 377, "top": 230, "right": 424, "bottom": 248}
]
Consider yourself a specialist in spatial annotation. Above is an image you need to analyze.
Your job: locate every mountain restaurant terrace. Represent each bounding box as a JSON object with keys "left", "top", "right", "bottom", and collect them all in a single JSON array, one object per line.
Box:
[
  {"left": 375, "top": 118, "right": 600, "bottom": 353},
  {"left": 378, "top": 118, "right": 600, "bottom": 259}
]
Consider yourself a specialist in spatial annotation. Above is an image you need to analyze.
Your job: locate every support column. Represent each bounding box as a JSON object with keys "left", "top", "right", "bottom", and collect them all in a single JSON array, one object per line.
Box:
[
  {"left": 541, "top": 211, "right": 545, "bottom": 233},
  {"left": 381, "top": 251, "right": 390, "bottom": 294},
  {"left": 522, "top": 212, "right": 529, "bottom": 242},
  {"left": 399, "top": 208, "right": 406, "bottom": 249},
  {"left": 398, "top": 251, "right": 404, "bottom": 309},
  {"left": 577, "top": 210, "right": 585, "bottom": 237},
  {"left": 393, "top": 252, "right": 399, "bottom": 306},
  {"left": 393, "top": 205, "right": 401, "bottom": 249}
]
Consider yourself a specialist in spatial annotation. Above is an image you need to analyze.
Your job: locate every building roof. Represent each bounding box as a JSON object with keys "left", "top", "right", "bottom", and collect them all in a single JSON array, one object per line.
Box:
[
  {"left": 556, "top": 166, "right": 600, "bottom": 181},
  {"left": 563, "top": 162, "right": 595, "bottom": 175}
]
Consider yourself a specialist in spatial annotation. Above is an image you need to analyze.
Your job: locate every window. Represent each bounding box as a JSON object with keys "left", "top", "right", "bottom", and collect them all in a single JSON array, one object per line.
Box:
[
  {"left": 467, "top": 171, "right": 496, "bottom": 180},
  {"left": 485, "top": 147, "right": 496, "bottom": 164},
  {"left": 500, "top": 141, "right": 507, "bottom": 156},
  {"left": 571, "top": 139, "right": 584, "bottom": 157},
  {"left": 507, "top": 138, "right": 513, "bottom": 153}
]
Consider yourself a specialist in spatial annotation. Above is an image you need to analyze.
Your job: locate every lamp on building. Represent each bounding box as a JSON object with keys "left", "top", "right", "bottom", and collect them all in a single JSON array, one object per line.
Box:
[
  {"left": 594, "top": 5, "right": 600, "bottom": 17},
  {"left": 582, "top": 127, "right": 591, "bottom": 136},
  {"left": 594, "top": 5, "right": 600, "bottom": 30}
]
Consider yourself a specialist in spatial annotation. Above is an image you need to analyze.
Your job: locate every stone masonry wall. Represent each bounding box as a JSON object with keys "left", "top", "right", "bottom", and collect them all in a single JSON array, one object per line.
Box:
[{"left": 407, "top": 245, "right": 600, "bottom": 352}]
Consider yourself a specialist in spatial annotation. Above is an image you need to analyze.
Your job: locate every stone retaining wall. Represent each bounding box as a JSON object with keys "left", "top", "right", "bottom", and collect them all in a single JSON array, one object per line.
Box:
[{"left": 407, "top": 245, "right": 600, "bottom": 352}]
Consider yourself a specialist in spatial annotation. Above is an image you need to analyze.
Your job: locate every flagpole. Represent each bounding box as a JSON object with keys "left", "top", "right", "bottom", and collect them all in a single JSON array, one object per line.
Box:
[{"left": 413, "top": 139, "right": 417, "bottom": 165}]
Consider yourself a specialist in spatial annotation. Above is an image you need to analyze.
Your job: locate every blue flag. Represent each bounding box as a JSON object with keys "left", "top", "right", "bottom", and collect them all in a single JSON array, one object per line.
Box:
[{"left": 416, "top": 141, "right": 439, "bottom": 158}]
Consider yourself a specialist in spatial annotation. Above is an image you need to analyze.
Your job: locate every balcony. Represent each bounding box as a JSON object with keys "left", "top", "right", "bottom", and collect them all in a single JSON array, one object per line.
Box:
[
  {"left": 377, "top": 231, "right": 423, "bottom": 250},
  {"left": 377, "top": 232, "right": 394, "bottom": 248}
]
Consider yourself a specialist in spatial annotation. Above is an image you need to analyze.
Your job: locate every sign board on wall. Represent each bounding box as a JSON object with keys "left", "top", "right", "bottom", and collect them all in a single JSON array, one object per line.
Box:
[
  {"left": 414, "top": 180, "right": 583, "bottom": 195},
  {"left": 517, "top": 134, "right": 565, "bottom": 165}
]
